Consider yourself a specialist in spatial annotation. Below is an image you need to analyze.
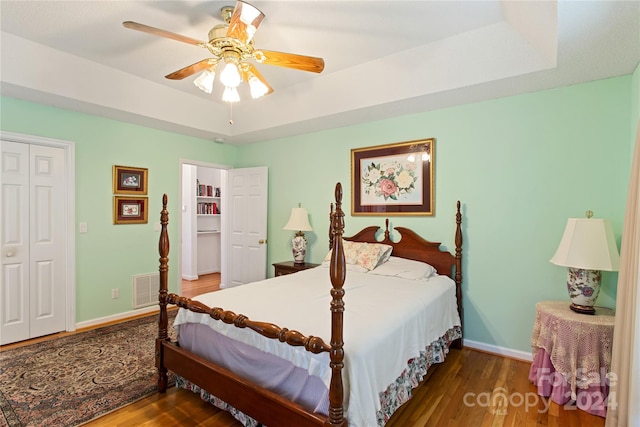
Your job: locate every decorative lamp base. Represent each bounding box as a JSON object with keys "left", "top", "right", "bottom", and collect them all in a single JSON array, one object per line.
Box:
[
  {"left": 291, "top": 232, "right": 307, "bottom": 265},
  {"left": 569, "top": 303, "right": 596, "bottom": 315},
  {"left": 566, "top": 267, "right": 601, "bottom": 315}
]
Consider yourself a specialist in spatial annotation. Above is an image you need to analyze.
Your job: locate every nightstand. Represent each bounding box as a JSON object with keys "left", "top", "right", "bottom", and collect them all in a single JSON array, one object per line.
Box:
[
  {"left": 528, "top": 300, "right": 614, "bottom": 417},
  {"left": 273, "top": 261, "right": 320, "bottom": 277}
]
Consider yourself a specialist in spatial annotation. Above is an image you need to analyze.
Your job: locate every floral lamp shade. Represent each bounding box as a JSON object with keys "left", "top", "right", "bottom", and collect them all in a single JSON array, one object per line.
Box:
[
  {"left": 283, "top": 207, "right": 312, "bottom": 265},
  {"left": 550, "top": 215, "right": 620, "bottom": 314}
]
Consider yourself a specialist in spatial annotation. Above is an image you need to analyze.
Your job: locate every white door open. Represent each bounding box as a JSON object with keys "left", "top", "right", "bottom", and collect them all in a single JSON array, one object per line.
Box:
[
  {"left": 226, "top": 167, "right": 268, "bottom": 287},
  {"left": 1, "top": 140, "right": 67, "bottom": 345}
]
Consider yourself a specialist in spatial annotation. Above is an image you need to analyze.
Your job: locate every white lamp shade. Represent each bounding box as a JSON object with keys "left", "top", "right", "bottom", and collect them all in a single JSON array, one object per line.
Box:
[
  {"left": 222, "top": 86, "right": 240, "bottom": 103},
  {"left": 220, "top": 62, "right": 242, "bottom": 88},
  {"left": 249, "top": 76, "right": 269, "bottom": 99},
  {"left": 550, "top": 218, "right": 620, "bottom": 271},
  {"left": 283, "top": 208, "right": 312, "bottom": 231},
  {"left": 193, "top": 69, "right": 215, "bottom": 94}
]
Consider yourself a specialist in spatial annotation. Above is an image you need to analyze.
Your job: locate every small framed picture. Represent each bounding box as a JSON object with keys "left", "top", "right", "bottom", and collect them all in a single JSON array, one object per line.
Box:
[
  {"left": 113, "top": 196, "right": 148, "bottom": 224},
  {"left": 113, "top": 165, "right": 148, "bottom": 195}
]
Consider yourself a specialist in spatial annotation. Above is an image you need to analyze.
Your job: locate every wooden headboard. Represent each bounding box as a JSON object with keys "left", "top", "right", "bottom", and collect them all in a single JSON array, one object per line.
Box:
[
  {"left": 329, "top": 200, "right": 463, "bottom": 348},
  {"left": 329, "top": 202, "right": 463, "bottom": 280}
]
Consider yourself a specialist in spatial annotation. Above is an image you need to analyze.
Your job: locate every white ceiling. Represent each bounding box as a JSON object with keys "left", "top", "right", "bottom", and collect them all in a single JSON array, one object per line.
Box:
[{"left": 1, "top": 1, "right": 639, "bottom": 145}]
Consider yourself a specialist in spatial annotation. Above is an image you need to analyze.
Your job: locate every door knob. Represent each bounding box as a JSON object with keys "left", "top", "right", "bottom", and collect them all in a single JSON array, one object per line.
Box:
[{"left": 258, "top": 239, "right": 267, "bottom": 244}]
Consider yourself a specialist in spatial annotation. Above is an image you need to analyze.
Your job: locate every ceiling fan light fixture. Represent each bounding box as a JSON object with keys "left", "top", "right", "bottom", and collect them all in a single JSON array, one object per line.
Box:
[
  {"left": 124, "top": 0, "right": 324, "bottom": 104},
  {"left": 220, "top": 61, "right": 242, "bottom": 88},
  {"left": 248, "top": 75, "right": 269, "bottom": 99},
  {"left": 193, "top": 68, "right": 216, "bottom": 94},
  {"left": 222, "top": 86, "right": 240, "bottom": 103}
]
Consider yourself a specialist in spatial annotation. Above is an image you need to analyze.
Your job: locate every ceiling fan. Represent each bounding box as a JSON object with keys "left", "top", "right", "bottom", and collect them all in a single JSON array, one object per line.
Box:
[{"left": 123, "top": 1, "right": 325, "bottom": 102}]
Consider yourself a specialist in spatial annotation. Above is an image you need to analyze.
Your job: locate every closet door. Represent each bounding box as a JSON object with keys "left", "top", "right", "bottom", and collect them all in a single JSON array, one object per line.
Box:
[
  {"left": 1, "top": 141, "right": 30, "bottom": 343},
  {"left": 1, "top": 141, "right": 67, "bottom": 344}
]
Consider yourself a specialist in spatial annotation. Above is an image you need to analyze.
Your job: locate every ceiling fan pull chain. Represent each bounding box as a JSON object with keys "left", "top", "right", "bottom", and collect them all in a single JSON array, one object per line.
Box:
[{"left": 229, "top": 103, "right": 234, "bottom": 126}]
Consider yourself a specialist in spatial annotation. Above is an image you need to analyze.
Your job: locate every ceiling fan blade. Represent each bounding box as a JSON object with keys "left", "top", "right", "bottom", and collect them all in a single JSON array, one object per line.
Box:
[
  {"left": 242, "top": 63, "right": 274, "bottom": 97},
  {"left": 226, "top": 1, "right": 265, "bottom": 45},
  {"left": 255, "top": 50, "right": 325, "bottom": 73},
  {"left": 165, "top": 59, "right": 217, "bottom": 80},
  {"left": 123, "top": 21, "right": 205, "bottom": 46}
]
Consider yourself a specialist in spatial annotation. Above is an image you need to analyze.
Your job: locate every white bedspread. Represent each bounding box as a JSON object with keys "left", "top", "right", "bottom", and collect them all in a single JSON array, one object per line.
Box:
[{"left": 174, "top": 265, "right": 460, "bottom": 427}]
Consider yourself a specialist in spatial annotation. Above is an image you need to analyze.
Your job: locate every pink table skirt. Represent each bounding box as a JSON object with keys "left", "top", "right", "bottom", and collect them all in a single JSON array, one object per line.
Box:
[{"left": 528, "top": 348, "right": 609, "bottom": 417}]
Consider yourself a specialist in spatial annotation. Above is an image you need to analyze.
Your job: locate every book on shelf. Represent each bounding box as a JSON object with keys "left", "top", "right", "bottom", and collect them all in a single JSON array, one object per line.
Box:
[
  {"left": 197, "top": 202, "right": 221, "bottom": 215},
  {"left": 196, "top": 184, "right": 219, "bottom": 198}
]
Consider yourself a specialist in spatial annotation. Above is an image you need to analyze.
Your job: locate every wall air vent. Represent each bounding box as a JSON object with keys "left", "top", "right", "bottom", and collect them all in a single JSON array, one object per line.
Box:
[{"left": 132, "top": 273, "right": 158, "bottom": 309}]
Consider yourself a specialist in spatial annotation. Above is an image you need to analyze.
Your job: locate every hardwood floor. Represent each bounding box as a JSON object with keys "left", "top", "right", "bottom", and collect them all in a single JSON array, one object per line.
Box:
[
  {"left": 85, "top": 347, "right": 606, "bottom": 427},
  {"left": 182, "top": 273, "right": 221, "bottom": 298},
  {"left": 7, "top": 273, "right": 606, "bottom": 426}
]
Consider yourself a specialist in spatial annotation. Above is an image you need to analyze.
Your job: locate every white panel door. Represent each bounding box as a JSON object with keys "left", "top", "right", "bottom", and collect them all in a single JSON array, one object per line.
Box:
[
  {"left": 29, "top": 144, "right": 66, "bottom": 338},
  {"left": 1, "top": 141, "right": 30, "bottom": 344},
  {"left": 227, "top": 167, "right": 268, "bottom": 287},
  {"left": 0, "top": 141, "right": 66, "bottom": 344}
]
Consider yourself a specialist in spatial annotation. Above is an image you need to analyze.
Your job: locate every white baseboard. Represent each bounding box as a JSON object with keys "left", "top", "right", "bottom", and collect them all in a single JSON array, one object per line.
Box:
[
  {"left": 75, "top": 305, "right": 159, "bottom": 330},
  {"left": 182, "top": 274, "right": 198, "bottom": 281},
  {"left": 464, "top": 339, "right": 533, "bottom": 362}
]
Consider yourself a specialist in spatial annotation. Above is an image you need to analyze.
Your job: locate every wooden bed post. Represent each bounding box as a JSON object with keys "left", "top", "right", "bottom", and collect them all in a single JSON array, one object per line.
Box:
[
  {"left": 157, "top": 194, "right": 170, "bottom": 392},
  {"left": 453, "top": 200, "right": 463, "bottom": 350},
  {"left": 329, "top": 202, "right": 335, "bottom": 249},
  {"left": 326, "top": 184, "right": 347, "bottom": 427}
]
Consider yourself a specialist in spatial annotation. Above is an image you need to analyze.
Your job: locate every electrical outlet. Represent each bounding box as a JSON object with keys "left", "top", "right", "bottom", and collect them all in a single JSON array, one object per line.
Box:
[
  {"left": 111, "top": 288, "right": 119, "bottom": 299},
  {"left": 79, "top": 222, "right": 88, "bottom": 233}
]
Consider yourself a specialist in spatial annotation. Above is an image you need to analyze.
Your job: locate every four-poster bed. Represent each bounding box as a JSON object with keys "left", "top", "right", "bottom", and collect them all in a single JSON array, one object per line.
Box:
[{"left": 156, "top": 182, "right": 463, "bottom": 426}]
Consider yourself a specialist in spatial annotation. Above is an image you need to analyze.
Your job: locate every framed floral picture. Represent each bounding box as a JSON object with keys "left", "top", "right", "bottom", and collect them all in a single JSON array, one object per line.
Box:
[
  {"left": 113, "top": 165, "right": 148, "bottom": 195},
  {"left": 351, "top": 139, "right": 434, "bottom": 216},
  {"left": 113, "top": 196, "right": 148, "bottom": 224}
]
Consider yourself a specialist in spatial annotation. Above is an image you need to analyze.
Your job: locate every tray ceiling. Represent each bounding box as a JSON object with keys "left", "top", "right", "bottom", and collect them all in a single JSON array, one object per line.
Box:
[{"left": 1, "top": 1, "right": 638, "bottom": 145}]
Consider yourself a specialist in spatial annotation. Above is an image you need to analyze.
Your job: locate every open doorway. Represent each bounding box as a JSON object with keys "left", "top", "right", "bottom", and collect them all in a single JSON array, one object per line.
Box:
[{"left": 179, "top": 160, "right": 229, "bottom": 296}]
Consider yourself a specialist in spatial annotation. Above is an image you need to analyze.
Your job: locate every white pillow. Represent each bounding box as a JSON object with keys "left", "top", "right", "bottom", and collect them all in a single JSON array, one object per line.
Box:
[
  {"left": 368, "top": 256, "right": 437, "bottom": 281},
  {"left": 320, "top": 260, "right": 369, "bottom": 273},
  {"left": 323, "top": 240, "right": 393, "bottom": 271}
]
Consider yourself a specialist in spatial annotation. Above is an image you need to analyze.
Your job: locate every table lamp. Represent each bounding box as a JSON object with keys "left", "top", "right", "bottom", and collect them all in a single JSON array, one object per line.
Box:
[
  {"left": 549, "top": 211, "right": 620, "bottom": 314},
  {"left": 283, "top": 204, "right": 313, "bottom": 265}
]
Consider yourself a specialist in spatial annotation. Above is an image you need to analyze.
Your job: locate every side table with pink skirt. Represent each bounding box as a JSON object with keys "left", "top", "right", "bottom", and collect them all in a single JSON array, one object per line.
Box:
[{"left": 528, "top": 300, "right": 614, "bottom": 417}]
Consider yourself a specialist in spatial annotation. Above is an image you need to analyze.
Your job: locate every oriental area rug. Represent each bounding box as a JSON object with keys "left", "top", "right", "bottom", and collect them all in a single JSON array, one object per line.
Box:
[{"left": 0, "top": 311, "right": 176, "bottom": 427}]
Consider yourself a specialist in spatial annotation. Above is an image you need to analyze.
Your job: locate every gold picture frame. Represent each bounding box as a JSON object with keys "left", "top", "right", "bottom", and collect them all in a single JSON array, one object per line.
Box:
[
  {"left": 351, "top": 138, "right": 434, "bottom": 216},
  {"left": 113, "top": 165, "right": 148, "bottom": 195},
  {"left": 113, "top": 196, "right": 148, "bottom": 224}
]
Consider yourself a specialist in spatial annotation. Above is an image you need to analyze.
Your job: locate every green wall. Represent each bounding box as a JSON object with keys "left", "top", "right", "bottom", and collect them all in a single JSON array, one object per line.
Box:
[
  {"left": 237, "top": 76, "right": 632, "bottom": 354},
  {"left": 0, "top": 73, "right": 634, "bottom": 354},
  {"left": 0, "top": 98, "right": 238, "bottom": 321}
]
